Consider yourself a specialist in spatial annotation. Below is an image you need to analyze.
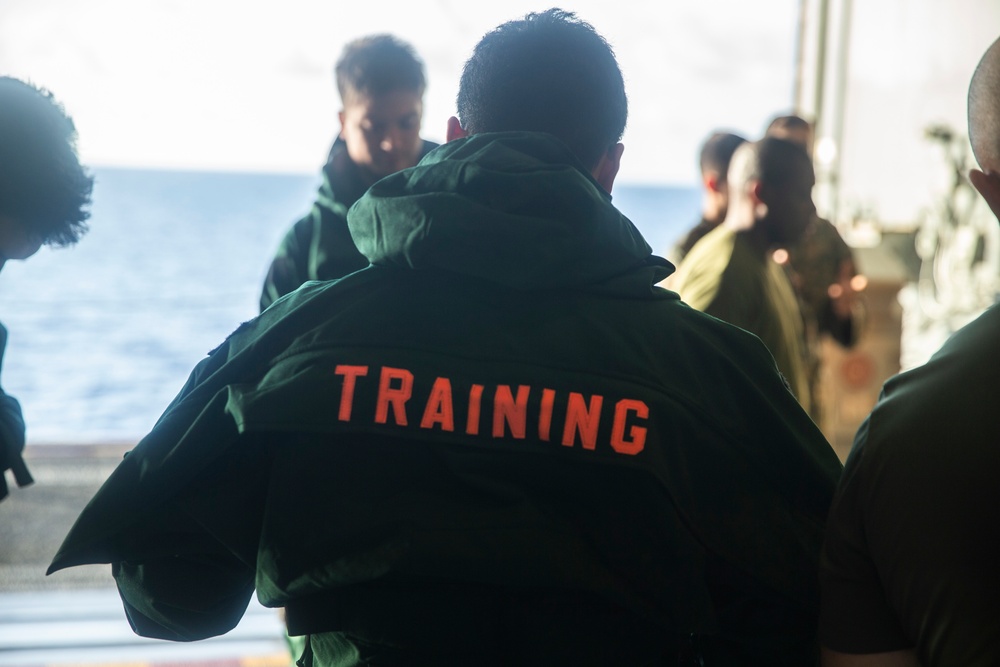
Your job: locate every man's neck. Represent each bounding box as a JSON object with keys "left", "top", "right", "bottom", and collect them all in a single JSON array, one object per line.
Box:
[{"left": 723, "top": 215, "right": 770, "bottom": 259}]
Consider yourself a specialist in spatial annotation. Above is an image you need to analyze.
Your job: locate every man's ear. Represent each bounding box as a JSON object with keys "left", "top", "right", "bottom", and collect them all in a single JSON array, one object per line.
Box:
[
  {"left": 593, "top": 142, "right": 625, "bottom": 193},
  {"left": 446, "top": 116, "right": 468, "bottom": 142},
  {"left": 970, "top": 168, "right": 1000, "bottom": 221},
  {"left": 704, "top": 172, "right": 720, "bottom": 193},
  {"left": 750, "top": 180, "right": 768, "bottom": 218},
  {"left": 338, "top": 110, "right": 346, "bottom": 140}
]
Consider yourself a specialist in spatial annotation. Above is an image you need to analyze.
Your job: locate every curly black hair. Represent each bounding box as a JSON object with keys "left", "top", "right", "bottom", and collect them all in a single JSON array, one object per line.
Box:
[{"left": 0, "top": 77, "right": 92, "bottom": 246}]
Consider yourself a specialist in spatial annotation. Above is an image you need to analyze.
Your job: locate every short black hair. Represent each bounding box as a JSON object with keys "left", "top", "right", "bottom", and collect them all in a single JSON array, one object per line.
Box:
[
  {"left": 729, "top": 136, "right": 813, "bottom": 190},
  {"left": 456, "top": 8, "right": 628, "bottom": 169},
  {"left": 699, "top": 132, "right": 747, "bottom": 184},
  {"left": 0, "top": 77, "right": 92, "bottom": 246},
  {"left": 335, "top": 34, "right": 427, "bottom": 104},
  {"left": 765, "top": 114, "right": 813, "bottom": 135}
]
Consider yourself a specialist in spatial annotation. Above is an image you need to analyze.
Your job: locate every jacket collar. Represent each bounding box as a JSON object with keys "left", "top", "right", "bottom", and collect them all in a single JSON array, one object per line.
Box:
[{"left": 348, "top": 132, "right": 670, "bottom": 292}]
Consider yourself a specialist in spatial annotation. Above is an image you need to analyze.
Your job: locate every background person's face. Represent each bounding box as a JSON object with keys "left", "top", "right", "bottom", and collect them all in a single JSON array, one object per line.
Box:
[
  {"left": 339, "top": 89, "right": 424, "bottom": 182},
  {"left": 761, "top": 164, "right": 816, "bottom": 246},
  {"left": 0, "top": 215, "right": 42, "bottom": 272}
]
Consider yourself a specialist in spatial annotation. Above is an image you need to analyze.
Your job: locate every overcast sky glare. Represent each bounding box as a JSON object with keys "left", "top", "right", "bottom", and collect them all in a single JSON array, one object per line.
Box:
[{"left": 1, "top": 0, "right": 800, "bottom": 185}]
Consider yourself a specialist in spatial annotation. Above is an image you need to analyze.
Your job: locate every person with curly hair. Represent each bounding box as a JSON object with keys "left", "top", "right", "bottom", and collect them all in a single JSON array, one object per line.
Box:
[{"left": 0, "top": 76, "right": 92, "bottom": 501}]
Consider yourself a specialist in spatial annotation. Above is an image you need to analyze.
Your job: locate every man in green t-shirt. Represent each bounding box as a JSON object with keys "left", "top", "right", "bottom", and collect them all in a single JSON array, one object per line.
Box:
[
  {"left": 818, "top": 35, "right": 1000, "bottom": 667},
  {"left": 671, "top": 137, "right": 816, "bottom": 412}
]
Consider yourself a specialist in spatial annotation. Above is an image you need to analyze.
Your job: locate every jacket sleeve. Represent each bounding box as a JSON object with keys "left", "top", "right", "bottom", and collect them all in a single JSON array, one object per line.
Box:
[
  {"left": 260, "top": 216, "right": 315, "bottom": 312},
  {"left": 49, "top": 329, "right": 274, "bottom": 640},
  {"left": 104, "top": 429, "right": 270, "bottom": 641},
  {"left": 110, "top": 492, "right": 258, "bottom": 641},
  {"left": 114, "top": 551, "right": 255, "bottom": 641},
  {"left": 0, "top": 323, "right": 31, "bottom": 502},
  {"left": 112, "top": 419, "right": 276, "bottom": 641}
]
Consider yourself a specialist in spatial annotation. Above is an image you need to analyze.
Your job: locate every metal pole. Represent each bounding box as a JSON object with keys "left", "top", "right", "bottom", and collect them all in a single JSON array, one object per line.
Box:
[
  {"left": 793, "top": 0, "right": 809, "bottom": 111},
  {"left": 830, "top": 0, "right": 854, "bottom": 226},
  {"left": 813, "top": 0, "right": 830, "bottom": 135}
]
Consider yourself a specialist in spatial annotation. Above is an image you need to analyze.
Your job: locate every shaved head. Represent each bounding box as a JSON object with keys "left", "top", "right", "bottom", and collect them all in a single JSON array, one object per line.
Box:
[
  {"left": 969, "top": 36, "right": 1000, "bottom": 172},
  {"left": 728, "top": 137, "right": 813, "bottom": 196}
]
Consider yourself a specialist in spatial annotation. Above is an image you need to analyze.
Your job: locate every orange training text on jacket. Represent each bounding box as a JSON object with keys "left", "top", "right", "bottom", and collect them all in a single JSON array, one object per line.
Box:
[{"left": 333, "top": 363, "right": 649, "bottom": 456}]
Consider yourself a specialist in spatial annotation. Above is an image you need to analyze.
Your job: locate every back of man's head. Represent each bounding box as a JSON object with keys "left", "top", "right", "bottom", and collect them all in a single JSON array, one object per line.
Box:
[
  {"left": 335, "top": 35, "right": 427, "bottom": 105},
  {"left": 969, "top": 36, "right": 1000, "bottom": 172},
  {"left": 729, "top": 136, "right": 813, "bottom": 194},
  {"left": 765, "top": 114, "right": 815, "bottom": 156},
  {"left": 0, "top": 77, "right": 91, "bottom": 246},
  {"left": 699, "top": 132, "right": 747, "bottom": 184},
  {"left": 455, "top": 8, "right": 628, "bottom": 169},
  {"left": 726, "top": 137, "right": 815, "bottom": 245},
  {"left": 765, "top": 114, "right": 812, "bottom": 136}
]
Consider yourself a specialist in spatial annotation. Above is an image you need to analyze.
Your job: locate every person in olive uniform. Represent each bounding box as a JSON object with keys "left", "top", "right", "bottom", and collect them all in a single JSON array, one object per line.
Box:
[
  {"left": 818, "top": 35, "right": 1000, "bottom": 667},
  {"left": 671, "top": 137, "right": 818, "bottom": 414},
  {"left": 766, "top": 114, "right": 861, "bottom": 425}
]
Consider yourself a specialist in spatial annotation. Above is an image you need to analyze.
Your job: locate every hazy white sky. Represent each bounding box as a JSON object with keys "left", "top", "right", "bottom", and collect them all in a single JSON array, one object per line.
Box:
[{"left": 1, "top": 0, "right": 800, "bottom": 184}]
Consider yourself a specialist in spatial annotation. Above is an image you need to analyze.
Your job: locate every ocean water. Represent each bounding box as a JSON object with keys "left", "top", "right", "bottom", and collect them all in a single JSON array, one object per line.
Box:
[{"left": 0, "top": 167, "right": 698, "bottom": 444}]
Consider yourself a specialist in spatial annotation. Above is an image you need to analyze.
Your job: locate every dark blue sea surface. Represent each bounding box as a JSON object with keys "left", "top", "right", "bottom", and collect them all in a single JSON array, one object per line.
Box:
[{"left": 0, "top": 167, "right": 697, "bottom": 444}]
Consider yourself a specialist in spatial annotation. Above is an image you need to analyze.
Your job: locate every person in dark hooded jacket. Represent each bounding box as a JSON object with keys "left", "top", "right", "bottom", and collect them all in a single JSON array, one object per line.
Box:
[
  {"left": 51, "top": 10, "right": 841, "bottom": 666},
  {"left": 259, "top": 34, "right": 437, "bottom": 312}
]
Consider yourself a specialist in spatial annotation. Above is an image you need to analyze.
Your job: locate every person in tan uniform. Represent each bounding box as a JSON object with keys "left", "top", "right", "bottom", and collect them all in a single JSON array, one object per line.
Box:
[{"left": 672, "top": 137, "right": 816, "bottom": 411}]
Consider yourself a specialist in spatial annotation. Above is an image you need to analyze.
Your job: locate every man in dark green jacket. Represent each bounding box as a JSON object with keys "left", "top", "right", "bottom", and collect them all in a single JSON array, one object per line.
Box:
[
  {"left": 52, "top": 10, "right": 841, "bottom": 666},
  {"left": 260, "top": 35, "right": 437, "bottom": 312}
]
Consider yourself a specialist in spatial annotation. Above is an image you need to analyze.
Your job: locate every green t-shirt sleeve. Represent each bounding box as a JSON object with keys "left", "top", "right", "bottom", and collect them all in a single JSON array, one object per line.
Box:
[{"left": 819, "top": 425, "right": 912, "bottom": 654}]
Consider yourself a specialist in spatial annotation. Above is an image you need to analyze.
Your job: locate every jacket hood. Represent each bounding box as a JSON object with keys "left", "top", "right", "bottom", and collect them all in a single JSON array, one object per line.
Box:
[{"left": 348, "top": 132, "right": 670, "bottom": 291}]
